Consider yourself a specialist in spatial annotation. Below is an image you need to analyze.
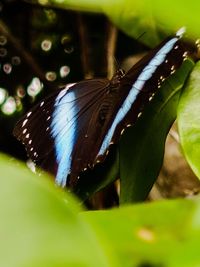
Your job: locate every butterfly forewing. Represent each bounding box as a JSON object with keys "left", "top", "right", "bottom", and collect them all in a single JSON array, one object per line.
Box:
[
  {"left": 13, "top": 79, "right": 114, "bottom": 185},
  {"left": 53, "top": 79, "right": 113, "bottom": 186},
  {"left": 13, "top": 91, "right": 60, "bottom": 162}
]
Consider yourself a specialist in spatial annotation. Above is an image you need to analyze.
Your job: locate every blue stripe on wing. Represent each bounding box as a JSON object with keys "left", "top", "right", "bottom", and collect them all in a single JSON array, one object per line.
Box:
[
  {"left": 98, "top": 28, "right": 185, "bottom": 156},
  {"left": 51, "top": 89, "right": 78, "bottom": 187}
]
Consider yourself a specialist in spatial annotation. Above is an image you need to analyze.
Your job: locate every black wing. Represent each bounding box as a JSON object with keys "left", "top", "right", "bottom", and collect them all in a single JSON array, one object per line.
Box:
[{"left": 13, "top": 79, "right": 120, "bottom": 187}]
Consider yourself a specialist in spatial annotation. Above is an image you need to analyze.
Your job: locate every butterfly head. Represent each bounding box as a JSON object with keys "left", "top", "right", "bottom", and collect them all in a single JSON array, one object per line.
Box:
[{"left": 110, "top": 69, "right": 125, "bottom": 86}]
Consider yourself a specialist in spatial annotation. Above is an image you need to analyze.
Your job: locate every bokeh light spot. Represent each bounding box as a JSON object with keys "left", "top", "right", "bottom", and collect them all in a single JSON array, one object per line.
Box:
[
  {"left": 0, "top": 87, "right": 7, "bottom": 104},
  {"left": 0, "top": 48, "right": 7, "bottom": 57},
  {"left": 0, "top": 35, "right": 7, "bottom": 46},
  {"left": 1, "top": 96, "right": 16, "bottom": 115},
  {"left": 60, "top": 65, "right": 70, "bottom": 78},
  {"left": 16, "top": 85, "right": 26, "bottom": 98},
  {"left": 27, "top": 77, "right": 43, "bottom": 97},
  {"left": 3, "top": 63, "right": 12, "bottom": 74},
  {"left": 41, "top": 39, "right": 52, "bottom": 51},
  {"left": 11, "top": 56, "right": 21, "bottom": 65},
  {"left": 64, "top": 46, "right": 74, "bottom": 54},
  {"left": 61, "top": 35, "right": 71, "bottom": 45},
  {"left": 45, "top": 71, "right": 57, "bottom": 81}
]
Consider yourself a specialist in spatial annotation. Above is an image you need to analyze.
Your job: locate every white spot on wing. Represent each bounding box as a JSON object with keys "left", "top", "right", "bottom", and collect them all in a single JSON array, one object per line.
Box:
[
  {"left": 120, "top": 129, "right": 125, "bottom": 135},
  {"left": 176, "top": 27, "right": 186, "bottom": 37},
  {"left": 183, "top": 51, "right": 188, "bottom": 58},
  {"left": 27, "top": 111, "right": 32, "bottom": 117},
  {"left": 40, "top": 101, "right": 44, "bottom": 107},
  {"left": 149, "top": 96, "right": 153, "bottom": 101},
  {"left": 26, "top": 159, "right": 36, "bottom": 173},
  {"left": 22, "top": 119, "right": 28, "bottom": 127}
]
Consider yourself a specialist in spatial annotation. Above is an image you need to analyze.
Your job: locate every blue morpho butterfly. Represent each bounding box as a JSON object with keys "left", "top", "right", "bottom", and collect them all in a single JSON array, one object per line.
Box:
[{"left": 13, "top": 27, "right": 196, "bottom": 188}]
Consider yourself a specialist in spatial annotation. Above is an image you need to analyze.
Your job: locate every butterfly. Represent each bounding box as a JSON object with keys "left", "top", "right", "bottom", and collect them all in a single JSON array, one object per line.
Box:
[{"left": 13, "top": 27, "right": 196, "bottom": 188}]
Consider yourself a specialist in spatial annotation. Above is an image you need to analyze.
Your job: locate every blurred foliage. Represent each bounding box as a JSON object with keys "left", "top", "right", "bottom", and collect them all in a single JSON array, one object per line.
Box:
[
  {"left": 178, "top": 62, "right": 200, "bottom": 180},
  {"left": 0, "top": 153, "right": 115, "bottom": 267},
  {"left": 1, "top": 153, "right": 200, "bottom": 267},
  {"left": 83, "top": 196, "right": 200, "bottom": 267}
]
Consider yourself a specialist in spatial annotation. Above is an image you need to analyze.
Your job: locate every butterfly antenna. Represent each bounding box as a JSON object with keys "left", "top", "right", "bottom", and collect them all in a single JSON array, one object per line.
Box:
[
  {"left": 113, "top": 32, "right": 146, "bottom": 72},
  {"left": 113, "top": 57, "right": 121, "bottom": 71}
]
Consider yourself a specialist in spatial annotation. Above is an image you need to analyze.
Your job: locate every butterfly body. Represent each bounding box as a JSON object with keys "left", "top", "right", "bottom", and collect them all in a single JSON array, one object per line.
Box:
[{"left": 13, "top": 27, "right": 197, "bottom": 188}]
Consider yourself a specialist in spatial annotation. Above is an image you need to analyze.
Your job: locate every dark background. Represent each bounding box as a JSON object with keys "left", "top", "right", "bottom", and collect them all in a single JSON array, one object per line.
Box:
[{"left": 0, "top": 0, "right": 147, "bottom": 162}]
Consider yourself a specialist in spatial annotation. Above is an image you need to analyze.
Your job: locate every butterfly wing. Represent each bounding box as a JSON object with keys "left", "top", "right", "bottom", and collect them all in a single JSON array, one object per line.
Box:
[
  {"left": 87, "top": 28, "right": 197, "bottom": 166},
  {"left": 14, "top": 28, "right": 197, "bottom": 189},
  {"left": 13, "top": 84, "right": 76, "bottom": 161},
  {"left": 50, "top": 78, "right": 124, "bottom": 187},
  {"left": 13, "top": 79, "right": 117, "bottom": 187}
]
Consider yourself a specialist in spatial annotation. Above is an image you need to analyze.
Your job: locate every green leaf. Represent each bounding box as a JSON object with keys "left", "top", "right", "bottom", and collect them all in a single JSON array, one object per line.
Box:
[
  {"left": 119, "top": 59, "right": 195, "bottom": 204},
  {"left": 41, "top": 0, "right": 200, "bottom": 46},
  {"left": 178, "top": 61, "right": 200, "bottom": 180},
  {"left": 0, "top": 154, "right": 117, "bottom": 267},
  {"left": 44, "top": 0, "right": 105, "bottom": 12},
  {"left": 104, "top": 0, "right": 200, "bottom": 46},
  {"left": 82, "top": 197, "right": 200, "bottom": 267}
]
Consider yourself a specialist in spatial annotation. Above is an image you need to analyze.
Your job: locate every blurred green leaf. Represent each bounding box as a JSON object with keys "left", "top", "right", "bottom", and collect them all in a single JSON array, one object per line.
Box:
[
  {"left": 104, "top": 0, "right": 200, "bottom": 46},
  {"left": 2, "top": 153, "right": 200, "bottom": 267},
  {"left": 178, "top": 61, "right": 200, "bottom": 180},
  {"left": 0, "top": 154, "right": 117, "bottom": 267},
  {"left": 46, "top": 0, "right": 104, "bottom": 12},
  {"left": 82, "top": 197, "right": 200, "bottom": 267},
  {"left": 119, "top": 59, "right": 195, "bottom": 204},
  {"left": 44, "top": 0, "right": 200, "bottom": 46}
]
